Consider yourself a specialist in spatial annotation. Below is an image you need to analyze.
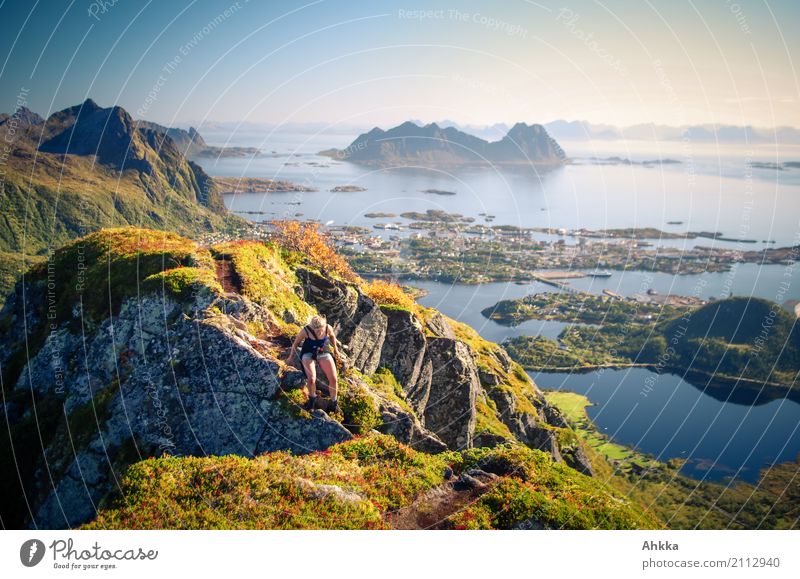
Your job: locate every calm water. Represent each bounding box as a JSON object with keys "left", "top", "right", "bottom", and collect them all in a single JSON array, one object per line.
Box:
[
  {"left": 206, "top": 131, "right": 800, "bottom": 249},
  {"left": 534, "top": 369, "right": 800, "bottom": 483},
  {"left": 201, "top": 130, "right": 800, "bottom": 483}
]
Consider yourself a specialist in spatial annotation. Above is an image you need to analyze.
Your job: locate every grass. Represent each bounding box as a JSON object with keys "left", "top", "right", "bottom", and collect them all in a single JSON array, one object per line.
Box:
[
  {"left": 23, "top": 228, "right": 208, "bottom": 326},
  {"left": 212, "top": 240, "right": 317, "bottom": 337},
  {"left": 143, "top": 267, "right": 221, "bottom": 301},
  {"left": 362, "top": 279, "right": 415, "bottom": 310}
]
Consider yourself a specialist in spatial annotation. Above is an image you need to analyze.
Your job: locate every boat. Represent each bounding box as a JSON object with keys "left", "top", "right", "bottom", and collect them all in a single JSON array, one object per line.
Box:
[{"left": 588, "top": 269, "right": 613, "bottom": 278}]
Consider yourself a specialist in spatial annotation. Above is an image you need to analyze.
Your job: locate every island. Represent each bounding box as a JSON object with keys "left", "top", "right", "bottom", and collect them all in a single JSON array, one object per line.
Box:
[
  {"left": 335, "top": 218, "right": 799, "bottom": 284},
  {"left": 214, "top": 177, "right": 318, "bottom": 193},
  {"left": 319, "top": 120, "right": 566, "bottom": 166},
  {"left": 420, "top": 188, "right": 457, "bottom": 196},
  {"left": 487, "top": 293, "right": 800, "bottom": 393},
  {"left": 330, "top": 185, "right": 367, "bottom": 192}
]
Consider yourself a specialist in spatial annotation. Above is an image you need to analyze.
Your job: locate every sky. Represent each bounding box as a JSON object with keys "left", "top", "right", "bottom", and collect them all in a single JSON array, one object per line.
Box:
[{"left": 0, "top": 0, "right": 798, "bottom": 129}]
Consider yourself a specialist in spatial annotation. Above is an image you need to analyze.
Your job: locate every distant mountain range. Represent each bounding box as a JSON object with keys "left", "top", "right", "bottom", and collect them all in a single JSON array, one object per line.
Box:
[
  {"left": 136, "top": 120, "right": 259, "bottom": 158},
  {"left": 320, "top": 121, "right": 566, "bottom": 166},
  {"left": 544, "top": 119, "right": 800, "bottom": 144},
  {"left": 391, "top": 119, "right": 800, "bottom": 145},
  {"left": 435, "top": 119, "right": 800, "bottom": 144},
  {"left": 0, "top": 99, "right": 247, "bottom": 299}
]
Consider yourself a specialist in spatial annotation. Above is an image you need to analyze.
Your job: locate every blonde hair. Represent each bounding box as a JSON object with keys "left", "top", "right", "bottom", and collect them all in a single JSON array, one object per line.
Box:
[{"left": 308, "top": 315, "right": 326, "bottom": 330}]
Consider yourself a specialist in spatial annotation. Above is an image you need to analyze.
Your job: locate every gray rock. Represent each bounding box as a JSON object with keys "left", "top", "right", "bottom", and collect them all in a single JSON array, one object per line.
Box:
[
  {"left": 422, "top": 338, "right": 479, "bottom": 449},
  {"left": 423, "top": 311, "right": 455, "bottom": 339},
  {"left": 296, "top": 268, "right": 387, "bottom": 374},
  {"left": 379, "top": 308, "right": 429, "bottom": 415},
  {"left": 454, "top": 472, "right": 487, "bottom": 491}
]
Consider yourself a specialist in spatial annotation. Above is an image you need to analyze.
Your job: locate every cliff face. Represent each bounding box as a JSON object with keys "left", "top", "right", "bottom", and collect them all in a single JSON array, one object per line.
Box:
[{"left": 0, "top": 228, "right": 592, "bottom": 530}]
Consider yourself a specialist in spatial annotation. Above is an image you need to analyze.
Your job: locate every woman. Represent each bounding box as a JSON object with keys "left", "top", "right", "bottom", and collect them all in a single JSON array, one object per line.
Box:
[{"left": 288, "top": 315, "right": 340, "bottom": 412}]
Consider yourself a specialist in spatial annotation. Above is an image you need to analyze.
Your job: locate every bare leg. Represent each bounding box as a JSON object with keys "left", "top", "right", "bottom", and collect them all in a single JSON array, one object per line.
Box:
[
  {"left": 318, "top": 356, "right": 338, "bottom": 401},
  {"left": 302, "top": 356, "right": 317, "bottom": 399}
]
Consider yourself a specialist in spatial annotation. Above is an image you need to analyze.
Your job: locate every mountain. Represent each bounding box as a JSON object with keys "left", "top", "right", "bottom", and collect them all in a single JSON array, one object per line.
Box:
[
  {"left": 0, "top": 106, "right": 44, "bottom": 128},
  {"left": 137, "top": 120, "right": 260, "bottom": 158},
  {"left": 0, "top": 99, "right": 248, "bottom": 301},
  {"left": 0, "top": 226, "right": 665, "bottom": 530},
  {"left": 320, "top": 121, "right": 566, "bottom": 166}
]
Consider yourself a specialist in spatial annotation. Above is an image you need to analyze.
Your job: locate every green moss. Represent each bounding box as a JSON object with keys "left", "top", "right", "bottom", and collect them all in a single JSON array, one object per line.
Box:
[
  {"left": 26, "top": 228, "right": 204, "bottom": 325},
  {"left": 143, "top": 267, "right": 221, "bottom": 301},
  {"left": 448, "top": 445, "right": 662, "bottom": 530},
  {"left": 378, "top": 303, "right": 413, "bottom": 314},
  {"left": 368, "top": 367, "right": 413, "bottom": 413},
  {"left": 339, "top": 379, "right": 382, "bottom": 434},
  {"left": 474, "top": 395, "right": 515, "bottom": 442},
  {"left": 213, "top": 240, "right": 316, "bottom": 336}
]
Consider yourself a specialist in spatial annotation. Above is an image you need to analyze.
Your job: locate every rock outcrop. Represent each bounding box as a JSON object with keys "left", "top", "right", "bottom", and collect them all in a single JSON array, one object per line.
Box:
[{"left": 296, "top": 267, "right": 387, "bottom": 375}]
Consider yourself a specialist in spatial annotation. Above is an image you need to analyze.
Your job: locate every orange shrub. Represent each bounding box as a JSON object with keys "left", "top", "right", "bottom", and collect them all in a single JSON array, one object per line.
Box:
[
  {"left": 269, "top": 220, "right": 359, "bottom": 283},
  {"left": 363, "top": 279, "right": 415, "bottom": 310}
]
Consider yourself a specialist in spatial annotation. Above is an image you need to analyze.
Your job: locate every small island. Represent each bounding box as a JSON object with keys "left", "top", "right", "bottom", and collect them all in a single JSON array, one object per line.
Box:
[
  {"left": 400, "top": 209, "right": 474, "bottom": 223},
  {"left": 214, "top": 177, "right": 318, "bottom": 193},
  {"left": 364, "top": 212, "right": 397, "bottom": 218},
  {"left": 330, "top": 185, "right": 367, "bottom": 192},
  {"left": 420, "top": 188, "right": 457, "bottom": 196}
]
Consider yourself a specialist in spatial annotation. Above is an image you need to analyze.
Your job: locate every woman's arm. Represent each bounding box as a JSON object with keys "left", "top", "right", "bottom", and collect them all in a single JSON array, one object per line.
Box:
[
  {"left": 328, "top": 326, "right": 339, "bottom": 359},
  {"left": 288, "top": 328, "right": 306, "bottom": 362}
]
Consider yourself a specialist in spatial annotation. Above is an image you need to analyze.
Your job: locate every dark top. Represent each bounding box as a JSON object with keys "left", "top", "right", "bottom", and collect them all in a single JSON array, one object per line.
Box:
[{"left": 299, "top": 325, "right": 331, "bottom": 358}]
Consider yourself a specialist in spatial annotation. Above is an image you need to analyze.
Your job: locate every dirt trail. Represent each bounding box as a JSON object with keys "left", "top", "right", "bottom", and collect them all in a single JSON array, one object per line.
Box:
[
  {"left": 214, "top": 258, "right": 241, "bottom": 293},
  {"left": 387, "top": 481, "right": 490, "bottom": 530}
]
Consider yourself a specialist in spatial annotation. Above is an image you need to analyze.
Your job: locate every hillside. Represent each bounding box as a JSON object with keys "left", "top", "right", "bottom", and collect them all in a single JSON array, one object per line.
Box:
[
  {"left": 0, "top": 100, "right": 248, "bottom": 300},
  {"left": 320, "top": 121, "right": 566, "bottom": 166},
  {"left": 0, "top": 226, "right": 662, "bottom": 530},
  {"left": 497, "top": 293, "right": 800, "bottom": 392}
]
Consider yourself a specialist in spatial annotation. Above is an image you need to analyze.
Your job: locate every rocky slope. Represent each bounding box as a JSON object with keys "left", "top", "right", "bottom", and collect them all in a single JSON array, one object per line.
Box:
[
  {"left": 320, "top": 121, "right": 566, "bottom": 166},
  {"left": 0, "top": 227, "right": 643, "bottom": 530},
  {"left": 0, "top": 100, "right": 247, "bottom": 301}
]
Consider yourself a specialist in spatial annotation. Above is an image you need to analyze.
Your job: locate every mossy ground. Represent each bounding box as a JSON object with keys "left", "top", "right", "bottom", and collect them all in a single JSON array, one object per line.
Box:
[
  {"left": 84, "top": 434, "right": 658, "bottom": 530},
  {"left": 25, "top": 227, "right": 212, "bottom": 325},
  {"left": 212, "top": 240, "right": 317, "bottom": 338}
]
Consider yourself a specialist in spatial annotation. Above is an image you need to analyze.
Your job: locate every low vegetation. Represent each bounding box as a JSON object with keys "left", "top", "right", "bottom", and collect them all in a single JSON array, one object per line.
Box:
[
  {"left": 270, "top": 220, "right": 359, "bottom": 283},
  {"left": 362, "top": 278, "right": 416, "bottom": 310},
  {"left": 85, "top": 434, "right": 658, "bottom": 530}
]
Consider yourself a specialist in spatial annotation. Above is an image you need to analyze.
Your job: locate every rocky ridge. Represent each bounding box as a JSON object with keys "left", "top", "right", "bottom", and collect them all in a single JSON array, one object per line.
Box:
[{"left": 1, "top": 227, "right": 595, "bottom": 529}]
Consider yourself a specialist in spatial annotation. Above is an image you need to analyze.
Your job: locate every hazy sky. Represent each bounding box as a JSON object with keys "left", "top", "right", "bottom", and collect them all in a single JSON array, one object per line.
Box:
[{"left": 1, "top": 0, "right": 798, "bottom": 128}]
